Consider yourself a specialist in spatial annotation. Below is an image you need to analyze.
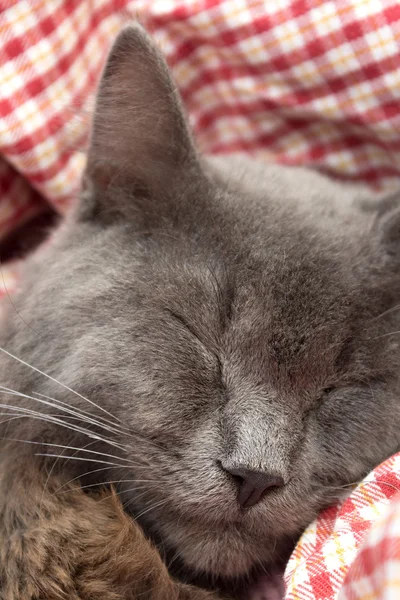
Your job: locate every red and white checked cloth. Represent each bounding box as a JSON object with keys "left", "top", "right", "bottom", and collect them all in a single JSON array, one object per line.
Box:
[
  {"left": 338, "top": 483, "right": 400, "bottom": 600},
  {"left": 1, "top": 1, "right": 400, "bottom": 598},
  {"left": 285, "top": 453, "right": 400, "bottom": 599}
]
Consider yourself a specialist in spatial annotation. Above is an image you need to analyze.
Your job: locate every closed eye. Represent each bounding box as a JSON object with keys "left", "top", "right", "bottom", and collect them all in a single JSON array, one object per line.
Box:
[
  {"left": 166, "top": 309, "right": 206, "bottom": 348},
  {"left": 316, "top": 386, "right": 337, "bottom": 405},
  {"left": 322, "top": 386, "right": 336, "bottom": 395},
  {"left": 166, "top": 308, "right": 221, "bottom": 371}
]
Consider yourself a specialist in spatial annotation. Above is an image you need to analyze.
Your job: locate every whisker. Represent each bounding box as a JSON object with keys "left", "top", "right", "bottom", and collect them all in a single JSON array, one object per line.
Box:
[
  {"left": 0, "top": 414, "right": 122, "bottom": 433},
  {"left": 54, "top": 465, "right": 142, "bottom": 493},
  {"left": 373, "top": 330, "right": 400, "bottom": 339},
  {"left": 34, "top": 453, "right": 131, "bottom": 468},
  {"left": 0, "top": 346, "right": 125, "bottom": 425},
  {"left": 0, "top": 404, "right": 126, "bottom": 451},
  {"left": 39, "top": 441, "right": 70, "bottom": 516},
  {"left": 42, "top": 435, "right": 102, "bottom": 511},
  {"left": 2, "top": 438, "right": 134, "bottom": 464},
  {"left": 321, "top": 480, "right": 365, "bottom": 492},
  {"left": 55, "top": 479, "right": 156, "bottom": 495},
  {"left": 328, "top": 479, "right": 400, "bottom": 494},
  {"left": 95, "top": 485, "right": 151, "bottom": 508},
  {"left": 134, "top": 498, "right": 170, "bottom": 520},
  {"left": 255, "top": 557, "right": 270, "bottom": 579},
  {"left": 0, "top": 412, "right": 125, "bottom": 453},
  {"left": 0, "top": 387, "right": 128, "bottom": 440},
  {"left": 371, "top": 304, "right": 400, "bottom": 322},
  {"left": 1, "top": 386, "right": 165, "bottom": 453},
  {"left": 108, "top": 486, "right": 151, "bottom": 504},
  {"left": 33, "top": 391, "right": 130, "bottom": 434},
  {"left": 167, "top": 547, "right": 185, "bottom": 574},
  {"left": 122, "top": 491, "right": 146, "bottom": 513}
]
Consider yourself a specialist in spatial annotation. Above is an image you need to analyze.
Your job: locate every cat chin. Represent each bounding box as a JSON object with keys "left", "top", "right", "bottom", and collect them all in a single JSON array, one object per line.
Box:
[
  {"left": 176, "top": 536, "right": 258, "bottom": 579},
  {"left": 162, "top": 522, "right": 273, "bottom": 578},
  {"left": 156, "top": 497, "right": 311, "bottom": 579}
]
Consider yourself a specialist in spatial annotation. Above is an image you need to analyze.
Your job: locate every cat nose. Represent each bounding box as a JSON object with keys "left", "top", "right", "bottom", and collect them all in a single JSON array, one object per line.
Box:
[{"left": 222, "top": 464, "right": 285, "bottom": 509}]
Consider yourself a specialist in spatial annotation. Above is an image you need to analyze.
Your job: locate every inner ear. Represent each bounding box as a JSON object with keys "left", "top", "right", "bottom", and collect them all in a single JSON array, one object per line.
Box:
[{"left": 84, "top": 24, "right": 198, "bottom": 211}]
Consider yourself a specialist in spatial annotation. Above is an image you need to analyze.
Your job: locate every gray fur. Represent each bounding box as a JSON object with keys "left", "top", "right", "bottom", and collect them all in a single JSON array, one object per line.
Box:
[{"left": 1, "top": 24, "right": 400, "bottom": 582}]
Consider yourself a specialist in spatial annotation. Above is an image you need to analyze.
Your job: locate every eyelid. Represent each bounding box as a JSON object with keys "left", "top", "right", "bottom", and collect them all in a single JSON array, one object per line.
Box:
[
  {"left": 166, "top": 309, "right": 220, "bottom": 366},
  {"left": 322, "top": 386, "right": 336, "bottom": 394},
  {"left": 316, "top": 387, "right": 337, "bottom": 404},
  {"left": 166, "top": 309, "right": 205, "bottom": 347}
]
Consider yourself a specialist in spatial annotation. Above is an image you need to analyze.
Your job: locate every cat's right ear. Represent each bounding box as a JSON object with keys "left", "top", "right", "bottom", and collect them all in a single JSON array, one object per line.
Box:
[
  {"left": 80, "top": 24, "right": 200, "bottom": 222},
  {"left": 362, "top": 192, "right": 400, "bottom": 262}
]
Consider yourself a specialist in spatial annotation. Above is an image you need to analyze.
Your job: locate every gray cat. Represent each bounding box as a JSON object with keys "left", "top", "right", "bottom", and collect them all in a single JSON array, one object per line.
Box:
[{"left": 0, "top": 23, "right": 400, "bottom": 595}]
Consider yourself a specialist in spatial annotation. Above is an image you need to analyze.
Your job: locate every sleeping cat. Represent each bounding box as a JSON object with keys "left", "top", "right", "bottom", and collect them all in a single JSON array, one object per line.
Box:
[{"left": 1, "top": 23, "right": 400, "bottom": 599}]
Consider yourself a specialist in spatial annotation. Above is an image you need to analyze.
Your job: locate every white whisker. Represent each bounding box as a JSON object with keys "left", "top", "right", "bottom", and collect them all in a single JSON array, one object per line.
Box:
[
  {"left": 34, "top": 453, "right": 130, "bottom": 468},
  {"left": 0, "top": 404, "right": 126, "bottom": 451},
  {"left": 56, "top": 479, "right": 156, "bottom": 495},
  {"left": 0, "top": 346, "right": 125, "bottom": 425},
  {"left": 33, "top": 391, "right": 130, "bottom": 434},
  {"left": 0, "top": 387, "right": 128, "bottom": 441},
  {"left": 53, "top": 465, "right": 140, "bottom": 494},
  {"left": 372, "top": 304, "right": 400, "bottom": 322},
  {"left": 374, "top": 330, "right": 400, "bottom": 339},
  {"left": 99, "top": 486, "right": 151, "bottom": 507},
  {"left": 39, "top": 442, "right": 70, "bottom": 516},
  {"left": 134, "top": 498, "right": 170, "bottom": 520},
  {"left": 2, "top": 438, "right": 134, "bottom": 464},
  {"left": 0, "top": 385, "right": 164, "bottom": 453}
]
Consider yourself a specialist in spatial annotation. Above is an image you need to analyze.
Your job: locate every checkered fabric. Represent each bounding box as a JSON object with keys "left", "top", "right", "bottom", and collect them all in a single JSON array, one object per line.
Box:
[
  {"left": 1, "top": 1, "right": 400, "bottom": 599},
  {"left": 285, "top": 453, "right": 400, "bottom": 599},
  {"left": 338, "top": 486, "right": 400, "bottom": 600}
]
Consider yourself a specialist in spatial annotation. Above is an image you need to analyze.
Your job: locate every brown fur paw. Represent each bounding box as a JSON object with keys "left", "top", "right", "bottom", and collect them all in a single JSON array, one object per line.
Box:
[{"left": 0, "top": 460, "right": 224, "bottom": 600}]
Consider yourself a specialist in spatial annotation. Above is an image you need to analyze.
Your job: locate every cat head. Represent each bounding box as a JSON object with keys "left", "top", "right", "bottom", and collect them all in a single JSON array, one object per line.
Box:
[{"left": 1, "top": 24, "right": 400, "bottom": 581}]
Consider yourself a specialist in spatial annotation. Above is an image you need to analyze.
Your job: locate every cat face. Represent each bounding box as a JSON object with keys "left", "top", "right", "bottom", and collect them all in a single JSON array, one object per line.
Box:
[{"left": 1, "top": 25, "right": 400, "bottom": 580}]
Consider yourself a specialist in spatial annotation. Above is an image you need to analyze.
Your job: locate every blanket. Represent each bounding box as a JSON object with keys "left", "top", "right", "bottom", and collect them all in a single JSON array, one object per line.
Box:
[{"left": 1, "top": 1, "right": 400, "bottom": 598}]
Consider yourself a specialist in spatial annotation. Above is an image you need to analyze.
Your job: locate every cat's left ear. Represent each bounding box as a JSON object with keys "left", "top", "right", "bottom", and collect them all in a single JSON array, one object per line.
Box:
[{"left": 82, "top": 24, "right": 199, "bottom": 219}]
